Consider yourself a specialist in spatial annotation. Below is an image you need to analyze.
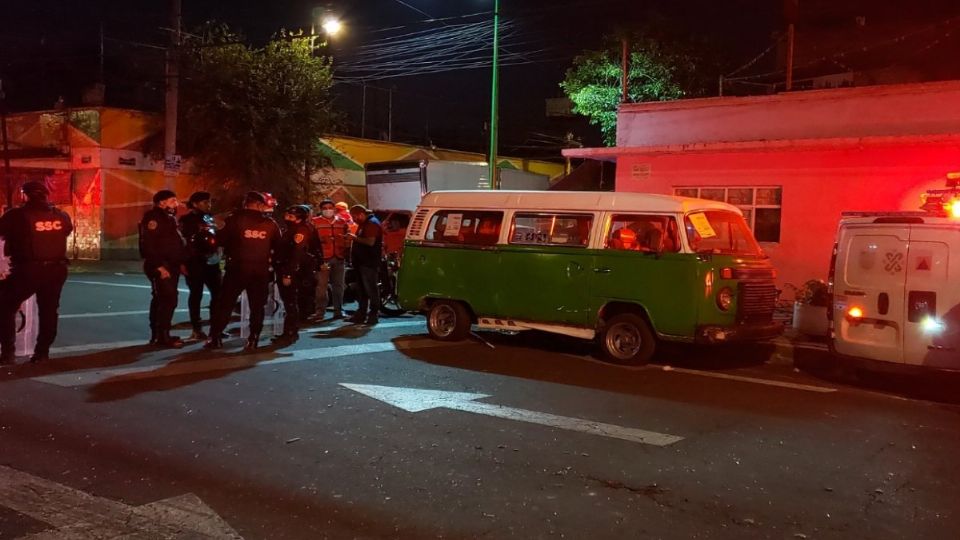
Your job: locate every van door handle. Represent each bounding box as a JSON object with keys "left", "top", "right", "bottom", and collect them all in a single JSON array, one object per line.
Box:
[
  {"left": 593, "top": 267, "right": 612, "bottom": 274},
  {"left": 877, "top": 292, "right": 889, "bottom": 315}
]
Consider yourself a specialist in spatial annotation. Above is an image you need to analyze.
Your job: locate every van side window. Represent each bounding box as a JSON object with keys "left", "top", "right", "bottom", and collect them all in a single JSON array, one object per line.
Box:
[
  {"left": 607, "top": 215, "right": 680, "bottom": 253},
  {"left": 510, "top": 213, "right": 593, "bottom": 247},
  {"left": 425, "top": 211, "right": 503, "bottom": 246}
]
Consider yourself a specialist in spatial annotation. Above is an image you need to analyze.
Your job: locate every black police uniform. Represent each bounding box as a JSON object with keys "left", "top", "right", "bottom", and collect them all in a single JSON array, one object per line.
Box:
[
  {"left": 179, "top": 209, "right": 222, "bottom": 335},
  {"left": 0, "top": 200, "right": 73, "bottom": 361},
  {"left": 207, "top": 208, "right": 281, "bottom": 344},
  {"left": 139, "top": 207, "right": 187, "bottom": 343},
  {"left": 276, "top": 219, "right": 312, "bottom": 338}
]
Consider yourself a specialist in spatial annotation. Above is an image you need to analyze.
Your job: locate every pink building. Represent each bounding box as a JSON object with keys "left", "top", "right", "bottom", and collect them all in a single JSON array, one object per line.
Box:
[{"left": 564, "top": 81, "right": 960, "bottom": 289}]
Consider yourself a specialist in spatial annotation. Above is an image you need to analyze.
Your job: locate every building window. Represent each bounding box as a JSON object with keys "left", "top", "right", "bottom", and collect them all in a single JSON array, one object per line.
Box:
[
  {"left": 510, "top": 213, "right": 593, "bottom": 247},
  {"left": 674, "top": 186, "right": 782, "bottom": 243},
  {"left": 426, "top": 211, "right": 503, "bottom": 246}
]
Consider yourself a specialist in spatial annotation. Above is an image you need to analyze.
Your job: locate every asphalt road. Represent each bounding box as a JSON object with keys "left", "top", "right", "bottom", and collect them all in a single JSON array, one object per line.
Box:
[{"left": 0, "top": 273, "right": 958, "bottom": 539}]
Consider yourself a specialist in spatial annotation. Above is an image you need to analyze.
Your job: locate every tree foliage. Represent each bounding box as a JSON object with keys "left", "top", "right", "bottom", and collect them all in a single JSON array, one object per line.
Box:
[
  {"left": 561, "top": 35, "right": 708, "bottom": 146},
  {"left": 179, "top": 24, "right": 335, "bottom": 206}
]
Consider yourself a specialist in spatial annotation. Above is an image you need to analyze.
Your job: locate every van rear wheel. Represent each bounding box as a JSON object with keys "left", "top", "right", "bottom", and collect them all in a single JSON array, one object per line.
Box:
[
  {"left": 600, "top": 313, "right": 655, "bottom": 365},
  {"left": 427, "top": 301, "right": 471, "bottom": 341}
]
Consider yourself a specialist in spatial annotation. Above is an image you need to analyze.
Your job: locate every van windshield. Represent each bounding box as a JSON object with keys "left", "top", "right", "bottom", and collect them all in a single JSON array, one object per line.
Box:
[{"left": 684, "top": 210, "right": 764, "bottom": 257}]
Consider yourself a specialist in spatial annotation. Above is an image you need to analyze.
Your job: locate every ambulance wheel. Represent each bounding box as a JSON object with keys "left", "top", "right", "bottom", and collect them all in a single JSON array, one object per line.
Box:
[
  {"left": 600, "top": 313, "right": 655, "bottom": 365},
  {"left": 427, "top": 300, "right": 471, "bottom": 341}
]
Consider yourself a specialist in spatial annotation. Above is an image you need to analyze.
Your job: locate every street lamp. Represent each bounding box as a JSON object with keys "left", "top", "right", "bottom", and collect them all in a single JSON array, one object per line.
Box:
[{"left": 322, "top": 16, "right": 343, "bottom": 37}]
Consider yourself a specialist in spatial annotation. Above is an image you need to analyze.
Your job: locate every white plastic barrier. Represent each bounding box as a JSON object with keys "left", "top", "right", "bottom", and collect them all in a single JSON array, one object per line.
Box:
[
  {"left": 239, "top": 283, "right": 285, "bottom": 339},
  {"left": 0, "top": 239, "right": 40, "bottom": 357}
]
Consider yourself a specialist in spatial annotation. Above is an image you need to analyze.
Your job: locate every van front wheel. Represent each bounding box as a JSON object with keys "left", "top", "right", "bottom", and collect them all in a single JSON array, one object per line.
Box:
[
  {"left": 600, "top": 313, "right": 655, "bottom": 365},
  {"left": 427, "top": 301, "right": 471, "bottom": 341}
]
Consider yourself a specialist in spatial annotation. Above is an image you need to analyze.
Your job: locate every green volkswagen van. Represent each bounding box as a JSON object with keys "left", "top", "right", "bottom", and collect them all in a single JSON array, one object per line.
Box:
[{"left": 397, "top": 191, "right": 782, "bottom": 364}]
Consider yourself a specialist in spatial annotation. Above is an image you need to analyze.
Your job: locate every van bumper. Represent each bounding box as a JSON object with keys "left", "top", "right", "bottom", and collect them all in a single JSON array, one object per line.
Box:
[{"left": 696, "top": 322, "right": 784, "bottom": 344}]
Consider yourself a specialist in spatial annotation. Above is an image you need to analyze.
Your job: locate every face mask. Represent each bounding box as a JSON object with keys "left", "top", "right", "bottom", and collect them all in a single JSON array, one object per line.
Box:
[
  {"left": 321, "top": 209, "right": 336, "bottom": 218},
  {"left": 163, "top": 205, "right": 177, "bottom": 215}
]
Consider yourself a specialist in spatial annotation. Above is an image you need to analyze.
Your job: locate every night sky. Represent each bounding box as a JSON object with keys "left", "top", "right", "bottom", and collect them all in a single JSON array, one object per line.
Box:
[{"left": 0, "top": 0, "right": 866, "bottom": 155}]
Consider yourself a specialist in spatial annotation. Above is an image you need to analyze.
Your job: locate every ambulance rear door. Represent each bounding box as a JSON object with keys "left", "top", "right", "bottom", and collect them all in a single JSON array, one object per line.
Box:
[
  {"left": 902, "top": 222, "right": 960, "bottom": 369},
  {"left": 832, "top": 220, "right": 910, "bottom": 364}
]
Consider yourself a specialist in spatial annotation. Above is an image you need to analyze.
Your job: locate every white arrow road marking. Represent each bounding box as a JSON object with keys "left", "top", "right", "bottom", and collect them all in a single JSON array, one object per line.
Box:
[
  {"left": 33, "top": 338, "right": 457, "bottom": 388},
  {"left": 0, "top": 465, "right": 241, "bottom": 539},
  {"left": 340, "top": 383, "right": 684, "bottom": 447}
]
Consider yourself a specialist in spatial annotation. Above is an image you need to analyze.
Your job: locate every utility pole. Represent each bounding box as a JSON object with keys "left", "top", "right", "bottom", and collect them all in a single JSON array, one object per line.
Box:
[
  {"left": 387, "top": 87, "right": 393, "bottom": 142},
  {"left": 361, "top": 82, "right": 367, "bottom": 139},
  {"left": 164, "top": 0, "right": 182, "bottom": 184},
  {"left": 99, "top": 21, "right": 105, "bottom": 83},
  {"left": 487, "top": 0, "right": 500, "bottom": 189},
  {"left": 620, "top": 37, "right": 629, "bottom": 103},
  {"left": 0, "top": 79, "right": 11, "bottom": 211},
  {"left": 784, "top": 0, "right": 798, "bottom": 91}
]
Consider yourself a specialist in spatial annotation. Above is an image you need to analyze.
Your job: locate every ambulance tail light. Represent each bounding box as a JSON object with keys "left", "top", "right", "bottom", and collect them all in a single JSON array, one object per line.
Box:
[{"left": 846, "top": 306, "right": 864, "bottom": 322}]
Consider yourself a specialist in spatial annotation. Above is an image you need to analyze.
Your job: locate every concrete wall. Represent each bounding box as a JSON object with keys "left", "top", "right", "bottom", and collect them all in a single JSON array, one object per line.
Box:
[
  {"left": 617, "top": 81, "right": 960, "bottom": 148},
  {"left": 615, "top": 139, "right": 960, "bottom": 290}
]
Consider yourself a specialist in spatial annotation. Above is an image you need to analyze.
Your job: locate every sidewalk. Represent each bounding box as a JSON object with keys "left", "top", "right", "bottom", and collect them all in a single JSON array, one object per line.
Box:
[{"left": 769, "top": 328, "right": 831, "bottom": 366}]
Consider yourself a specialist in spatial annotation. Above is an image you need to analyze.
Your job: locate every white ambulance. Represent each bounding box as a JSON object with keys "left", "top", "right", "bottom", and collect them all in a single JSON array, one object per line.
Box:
[{"left": 830, "top": 188, "right": 960, "bottom": 372}]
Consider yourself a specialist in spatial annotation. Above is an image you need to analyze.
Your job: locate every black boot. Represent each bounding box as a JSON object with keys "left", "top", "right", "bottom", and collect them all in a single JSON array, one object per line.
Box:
[
  {"left": 30, "top": 350, "right": 49, "bottom": 363},
  {"left": 158, "top": 333, "right": 184, "bottom": 349},
  {"left": 204, "top": 336, "right": 223, "bottom": 350},
  {"left": 148, "top": 329, "right": 160, "bottom": 346},
  {"left": 244, "top": 335, "right": 260, "bottom": 351}
]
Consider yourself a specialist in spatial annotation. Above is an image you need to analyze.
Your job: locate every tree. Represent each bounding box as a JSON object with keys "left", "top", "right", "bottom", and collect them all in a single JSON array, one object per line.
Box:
[
  {"left": 178, "top": 25, "right": 335, "bottom": 206},
  {"left": 561, "top": 35, "right": 708, "bottom": 146}
]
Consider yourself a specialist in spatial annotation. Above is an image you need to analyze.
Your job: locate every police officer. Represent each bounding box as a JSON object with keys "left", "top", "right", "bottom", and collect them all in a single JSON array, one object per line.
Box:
[
  {"left": 0, "top": 180, "right": 73, "bottom": 364},
  {"left": 205, "top": 191, "right": 282, "bottom": 350},
  {"left": 140, "top": 190, "right": 187, "bottom": 348},
  {"left": 346, "top": 204, "right": 383, "bottom": 326},
  {"left": 178, "top": 191, "right": 222, "bottom": 340},
  {"left": 273, "top": 205, "right": 312, "bottom": 344}
]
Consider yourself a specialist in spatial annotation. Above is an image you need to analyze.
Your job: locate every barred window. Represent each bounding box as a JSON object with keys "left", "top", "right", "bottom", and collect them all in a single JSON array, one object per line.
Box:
[{"left": 674, "top": 186, "right": 782, "bottom": 243}]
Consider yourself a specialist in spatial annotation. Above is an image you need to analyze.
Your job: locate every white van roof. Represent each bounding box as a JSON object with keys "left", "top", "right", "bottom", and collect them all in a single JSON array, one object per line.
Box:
[
  {"left": 839, "top": 212, "right": 959, "bottom": 226},
  {"left": 417, "top": 190, "right": 740, "bottom": 215}
]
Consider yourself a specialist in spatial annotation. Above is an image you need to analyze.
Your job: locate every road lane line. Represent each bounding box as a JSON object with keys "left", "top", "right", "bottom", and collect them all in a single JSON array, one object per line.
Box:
[
  {"left": 61, "top": 308, "right": 189, "bottom": 319},
  {"left": 67, "top": 279, "right": 197, "bottom": 294},
  {"left": 32, "top": 338, "right": 458, "bottom": 388},
  {"left": 48, "top": 319, "right": 426, "bottom": 354},
  {"left": 660, "top": 366, "right": 837, "bottom": 393}
]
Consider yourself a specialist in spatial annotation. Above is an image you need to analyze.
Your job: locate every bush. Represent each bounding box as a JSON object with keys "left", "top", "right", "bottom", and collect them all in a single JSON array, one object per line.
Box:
[{"left": 795, "top": 279, "right": 830, "bottom": 307}]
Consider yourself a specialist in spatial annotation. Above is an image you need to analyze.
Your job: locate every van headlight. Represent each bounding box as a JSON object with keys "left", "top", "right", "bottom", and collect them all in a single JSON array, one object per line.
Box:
[{"left": 717, "top": 287, "right": 734, "bottom": 311}]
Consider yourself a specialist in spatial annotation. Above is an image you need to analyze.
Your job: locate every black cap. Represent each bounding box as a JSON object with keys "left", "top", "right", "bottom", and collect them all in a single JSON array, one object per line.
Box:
[
  {"left": 153, "top": 190, "right": 177, "bottom": 205},
  {"left": 285, "top": 205, "right": 309, "bottom": 220},
  {"left": 21, "top": 180, "right": 49, "bottom": 196},
  {"left": 188, "top": 191, "right": 211, "bottom": 205}
]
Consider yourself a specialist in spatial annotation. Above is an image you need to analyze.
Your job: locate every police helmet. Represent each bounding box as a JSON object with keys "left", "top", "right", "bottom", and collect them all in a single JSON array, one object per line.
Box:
[
  {"left": 193, "top": 226, "right": 218, "bottom": 254},
  {"left": 244, "top": 191, "right": 277, "bottom": 209}
]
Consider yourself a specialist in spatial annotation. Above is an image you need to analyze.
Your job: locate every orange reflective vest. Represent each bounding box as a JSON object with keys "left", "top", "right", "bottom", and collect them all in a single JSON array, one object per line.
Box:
[{"left": 312, "top": 215, "right": 349, "bottom": 260}]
